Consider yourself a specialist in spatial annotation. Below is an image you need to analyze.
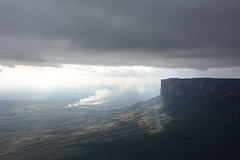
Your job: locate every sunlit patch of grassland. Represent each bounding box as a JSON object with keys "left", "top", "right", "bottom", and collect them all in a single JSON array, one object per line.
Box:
[{"left": 86, "top": 121, "right": 117, "bottom": 131}]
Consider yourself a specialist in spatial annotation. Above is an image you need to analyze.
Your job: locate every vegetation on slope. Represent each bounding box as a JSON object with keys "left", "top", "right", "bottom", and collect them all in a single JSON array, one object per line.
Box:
[{"left": 1, "top": 96, "right": 240, "bottom": 160}]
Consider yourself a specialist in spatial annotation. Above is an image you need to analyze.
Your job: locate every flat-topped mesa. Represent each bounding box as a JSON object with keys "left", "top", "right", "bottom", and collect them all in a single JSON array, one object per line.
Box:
[{"left": 161, "top": 78, "right": 240, "bottom": 100}]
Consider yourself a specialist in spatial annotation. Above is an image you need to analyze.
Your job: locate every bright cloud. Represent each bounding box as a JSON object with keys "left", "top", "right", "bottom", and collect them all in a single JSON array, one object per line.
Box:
[
  {"left": 66, "top": 88, "right": 112, "bottom": 107},
  {"left": 0, "top": 65, "right": 240, "bottom": 95},
  {"left": 0, "top": 65, "right": 160, "bottom": 94}
]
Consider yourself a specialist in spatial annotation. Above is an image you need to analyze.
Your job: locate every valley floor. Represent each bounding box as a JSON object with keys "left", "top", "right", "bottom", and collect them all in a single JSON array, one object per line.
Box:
[{"left": 1, "top": 96, "right": 240, "bottom": 159}]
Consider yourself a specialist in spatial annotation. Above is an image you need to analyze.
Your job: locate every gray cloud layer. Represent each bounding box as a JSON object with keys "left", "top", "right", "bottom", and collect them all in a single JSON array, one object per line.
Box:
[{"left": 0, "top": 0, "right": 240, "bottom": 69}]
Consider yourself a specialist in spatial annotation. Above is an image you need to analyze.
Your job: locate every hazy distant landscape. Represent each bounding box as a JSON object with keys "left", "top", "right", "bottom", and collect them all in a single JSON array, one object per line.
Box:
[
  {"left": 0, "top": 96, "right": 168, "bottom": 159},
  {"left": 1, "top": 78, "right": 240, "bottom": 160}
]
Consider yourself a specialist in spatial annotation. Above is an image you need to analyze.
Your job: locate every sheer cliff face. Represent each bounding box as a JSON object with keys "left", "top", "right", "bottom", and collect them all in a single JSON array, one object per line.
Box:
[{"left": 161, "top": 78, "right": 240, "bottom": 100}]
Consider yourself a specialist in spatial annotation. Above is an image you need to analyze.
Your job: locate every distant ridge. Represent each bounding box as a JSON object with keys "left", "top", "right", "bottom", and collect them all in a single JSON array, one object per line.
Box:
[{"left": 161, "top": 78, "right": 240, "bottom": 101}]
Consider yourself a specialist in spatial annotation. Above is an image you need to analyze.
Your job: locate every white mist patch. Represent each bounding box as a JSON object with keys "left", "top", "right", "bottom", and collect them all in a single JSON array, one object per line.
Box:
[
  {"left": 65, "top": 79, "right": 152, "bottom": 108},
  {"left": 66, "top": 88, "right": 112, "bottom": 107}
]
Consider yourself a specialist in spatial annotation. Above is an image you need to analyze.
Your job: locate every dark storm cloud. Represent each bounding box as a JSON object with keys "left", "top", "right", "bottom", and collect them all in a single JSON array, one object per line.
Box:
[{"left": 0, "top": 0, "right": 240, "bottom": 69}]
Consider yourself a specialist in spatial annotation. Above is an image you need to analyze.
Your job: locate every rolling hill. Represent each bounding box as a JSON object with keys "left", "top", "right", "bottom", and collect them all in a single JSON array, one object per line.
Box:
[{"left": 1, "top": 78, "right": 240, "bottom": 159}]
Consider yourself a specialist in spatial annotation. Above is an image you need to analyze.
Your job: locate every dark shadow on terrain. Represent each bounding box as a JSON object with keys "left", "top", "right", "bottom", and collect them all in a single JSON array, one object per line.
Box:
[
  {"left": 66, "top": 97, "right": 240, "bottom": 160},
  {"left": 1, "top": 96, "right": 240, "bottom": 160}
]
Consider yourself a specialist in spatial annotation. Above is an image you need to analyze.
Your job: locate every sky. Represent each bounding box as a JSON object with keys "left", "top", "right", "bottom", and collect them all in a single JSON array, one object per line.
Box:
[{"left": 0, "top": 0, "right": 240, "bottom": 101}]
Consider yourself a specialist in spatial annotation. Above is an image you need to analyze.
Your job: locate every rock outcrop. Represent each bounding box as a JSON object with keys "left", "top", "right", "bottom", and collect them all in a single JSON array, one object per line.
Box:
[{"left": 161, "top": 78, "right": 240, "bottom": 101}]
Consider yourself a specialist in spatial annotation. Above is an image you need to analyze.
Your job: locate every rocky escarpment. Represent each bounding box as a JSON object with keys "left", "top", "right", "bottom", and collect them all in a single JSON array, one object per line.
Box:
[{"left": 161, "top": 78, "right": 240, "bottom": 101}]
